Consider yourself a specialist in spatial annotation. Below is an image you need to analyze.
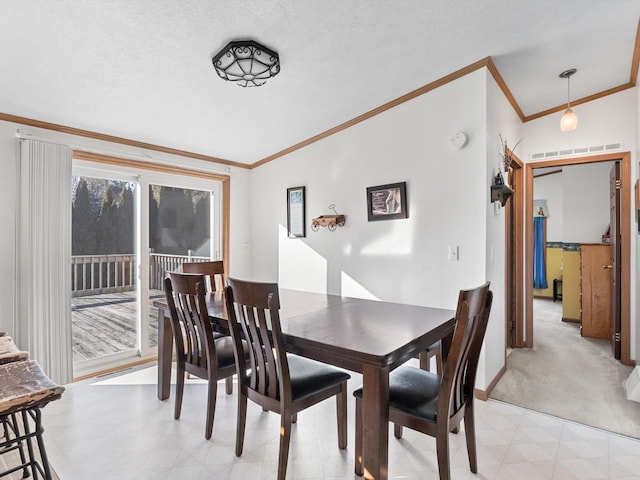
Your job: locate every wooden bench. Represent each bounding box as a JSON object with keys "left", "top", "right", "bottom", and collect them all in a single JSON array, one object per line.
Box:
[
  {"left": 0, "top": 360, "right": 64, "bottom": 479},
  {"left": 0, "top": 336, "right": 29, "bottom": 365}
]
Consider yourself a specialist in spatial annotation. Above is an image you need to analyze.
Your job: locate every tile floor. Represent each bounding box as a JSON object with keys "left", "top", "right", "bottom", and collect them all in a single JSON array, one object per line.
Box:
[{"left": 40, "top": 364, "right": 640, "bottom": 480}]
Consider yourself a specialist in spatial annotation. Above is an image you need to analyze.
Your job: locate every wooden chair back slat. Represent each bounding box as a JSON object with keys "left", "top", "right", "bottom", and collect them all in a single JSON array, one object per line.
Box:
[
  {"left": 225, "top": 279, "right": 287, "bottom": 402},
  {"left": 180, "top": 261, "right": 226, "bottom": 292},
  {"left": 437, "top": 283, "right": 492, "bottom": 421},
  {"left": 164, "top": 273, "right": 215, "bottom": 371},
  {"left": 463, "top": 291, "right": 493, "bottom": 398},
  {"left": 256, "top": 307, "right": 277, "bottom": 398}
]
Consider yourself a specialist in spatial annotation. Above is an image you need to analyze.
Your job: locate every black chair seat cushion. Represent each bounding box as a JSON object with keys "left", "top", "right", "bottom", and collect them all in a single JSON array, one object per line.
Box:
[
  {"left": 213, "top": 336, "right": 239, "bottom": 369},
  {"left": 353, "top": 366, "right": 441, "bottom": 421},
  {"left": 287, "top": 354, "right": 350, "bottom": 401}
]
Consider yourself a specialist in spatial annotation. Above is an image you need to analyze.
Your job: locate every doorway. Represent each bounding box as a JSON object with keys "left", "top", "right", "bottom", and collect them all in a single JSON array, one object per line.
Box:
[
  {"left": 71, "top": 151, "right": 230, "bottom": 377},
  {"left": 522, "top": 152, "right": 631, "bottom": 365},
  {"left": 492, "top": 152, "right": 637, "bottom": 437}
]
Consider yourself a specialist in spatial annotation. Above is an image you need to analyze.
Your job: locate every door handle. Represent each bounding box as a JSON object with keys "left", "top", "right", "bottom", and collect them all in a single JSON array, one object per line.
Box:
[{"left": 603, "top": 264, "right": 613, "bottom": 269}]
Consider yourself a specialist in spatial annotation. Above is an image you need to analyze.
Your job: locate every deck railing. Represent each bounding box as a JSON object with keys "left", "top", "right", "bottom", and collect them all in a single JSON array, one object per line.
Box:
[
  {"left": 148, "top": 252, "right": 209, "bottom": 290},
  {"left": 71, "top": 252, "right": 210, "bottom": 297}
]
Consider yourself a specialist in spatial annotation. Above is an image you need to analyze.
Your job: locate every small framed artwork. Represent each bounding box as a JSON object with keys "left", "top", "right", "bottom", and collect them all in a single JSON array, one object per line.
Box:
[
  {"left": 366, "top": 182, "right": 408, "bottom": 221},
  {"left": 287, "top": 186, "right": 306, "bottom": 238}
]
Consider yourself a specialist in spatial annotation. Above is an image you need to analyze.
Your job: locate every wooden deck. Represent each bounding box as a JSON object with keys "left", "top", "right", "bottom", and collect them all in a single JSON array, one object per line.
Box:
[{"left": 71, "top": 290, "right": 163, "bottom": 362}]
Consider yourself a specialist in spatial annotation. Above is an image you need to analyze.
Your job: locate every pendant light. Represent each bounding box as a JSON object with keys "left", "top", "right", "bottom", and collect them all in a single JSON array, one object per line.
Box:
[{"left": 559, "top": 68, "right": 577, "bottom": 131}]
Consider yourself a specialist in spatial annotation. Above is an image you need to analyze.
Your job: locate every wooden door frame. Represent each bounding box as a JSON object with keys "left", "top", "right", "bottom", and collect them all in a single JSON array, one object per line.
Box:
[
  {"left": 506, "top": 155, "right": 524, "bottom": 348},
  {"left": 524, "top": 152, "right": 631, "bottom": 365}
]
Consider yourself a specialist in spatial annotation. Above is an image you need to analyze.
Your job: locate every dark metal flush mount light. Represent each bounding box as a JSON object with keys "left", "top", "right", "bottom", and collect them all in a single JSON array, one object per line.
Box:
[{"left": 212, "top": 40, "right": 280, "bottom": 87}]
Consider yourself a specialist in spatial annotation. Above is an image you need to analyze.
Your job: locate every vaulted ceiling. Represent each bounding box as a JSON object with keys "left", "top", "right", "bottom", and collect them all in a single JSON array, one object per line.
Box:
[{"left": 1, "top": 1, "right": 639, "bottom": 166}]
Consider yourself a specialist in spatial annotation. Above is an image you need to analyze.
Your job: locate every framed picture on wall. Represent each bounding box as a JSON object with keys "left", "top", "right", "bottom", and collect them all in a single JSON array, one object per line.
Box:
[
  {"left": 366, "top": 182, "right": 408, "bottom": 221},
  {"left": 287, "top": 186, "right": 306, "bottom": 238}
]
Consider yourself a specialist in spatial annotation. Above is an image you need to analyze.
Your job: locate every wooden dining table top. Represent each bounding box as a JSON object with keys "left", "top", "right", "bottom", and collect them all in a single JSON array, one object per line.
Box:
[{"left": 154, "top": 288, "right": 456, "bottom": 372}]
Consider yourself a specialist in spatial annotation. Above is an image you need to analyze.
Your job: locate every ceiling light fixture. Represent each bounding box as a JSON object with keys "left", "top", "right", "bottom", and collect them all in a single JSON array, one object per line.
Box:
[
  {"left": 212, "top": 40, "right": 280, "bottom": 87},
  {"left": 559, "top": 68, "right": 578, "bottom": 131}
]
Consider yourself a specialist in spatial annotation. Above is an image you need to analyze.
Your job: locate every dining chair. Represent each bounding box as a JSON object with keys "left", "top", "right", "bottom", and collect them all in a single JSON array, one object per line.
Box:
[
  {"left": 164, "top": 272, "right": 238, "bottom": 440},
  {"left": 179, "top": 260, "right": 234, "bottom": 394},
  {"left": 417, "top": 341, "right": 442, "bottom": 374},
  {"left": 224, "top": 278, "right": 351, "bottom": 480},
  {"left": 180, "top": 260, "right": 226, "bottom": 292},
  {"left": 354, "top": 282, "right": 492, "bottom": 480}
]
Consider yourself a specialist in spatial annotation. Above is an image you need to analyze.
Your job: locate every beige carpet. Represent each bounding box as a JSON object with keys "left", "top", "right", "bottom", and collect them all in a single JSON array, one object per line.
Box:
[{"left": 491, "top": 298, "right": 640, "bottom": 439}]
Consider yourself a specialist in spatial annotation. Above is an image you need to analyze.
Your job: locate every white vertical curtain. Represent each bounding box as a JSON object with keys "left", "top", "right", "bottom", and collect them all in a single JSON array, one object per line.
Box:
[{"left": 16, "top": 139, "right": 73, "bottom": 384}]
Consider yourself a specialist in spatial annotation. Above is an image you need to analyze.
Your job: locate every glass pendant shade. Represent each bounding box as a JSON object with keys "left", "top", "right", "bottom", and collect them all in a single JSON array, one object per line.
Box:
[
  {"left": 559, "top": 68, "right": 578, "bottom": 131},
  {"left": 560, "top": 107, "right": 578, "bottom": 131}
]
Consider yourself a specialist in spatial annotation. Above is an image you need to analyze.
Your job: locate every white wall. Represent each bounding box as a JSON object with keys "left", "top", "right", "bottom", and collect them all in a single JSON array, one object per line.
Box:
[
  {"left": 250, "top": 70, "right": 489, "bottom": 311},
  {"left": 563, "top": 162, "right": 614, "bottom": 243},
  {"left": 534, "top": 172, "right": 563, "bottom": 242},
  {"left": 484, "top": 70, "right": 523, "bottom": 388},
  {"left": 534, "top": 163, "right": 614, "bottom": 244},
  {"left": 0, "top": 119, "right": 252, "bottom": 335},
  {"left": 248, "top": 68, "right": 519, "bottom": 391},
  {"left": 523, "top": 88, "right": 638, "bottom": 361}
]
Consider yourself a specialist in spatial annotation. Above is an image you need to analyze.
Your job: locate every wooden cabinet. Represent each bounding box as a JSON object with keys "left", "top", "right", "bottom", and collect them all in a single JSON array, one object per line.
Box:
[
  {"left": 561, "top": 248, "right": 582, "bottom": 322},
  {"left": 580, "top": 244, "right": 611, "bottom": 339}
]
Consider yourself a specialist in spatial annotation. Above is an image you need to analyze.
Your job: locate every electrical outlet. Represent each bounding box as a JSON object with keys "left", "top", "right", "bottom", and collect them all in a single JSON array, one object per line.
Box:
[{"left": 448, "top": 246, "right": 459, "bottom": 261}]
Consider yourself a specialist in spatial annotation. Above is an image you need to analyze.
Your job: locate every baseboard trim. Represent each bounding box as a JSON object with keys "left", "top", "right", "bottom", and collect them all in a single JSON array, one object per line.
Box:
[
  {"left": 475, "top": 364, "right": 507, "bottom": 401},
  {"left": 73, "top": 356, "right": 157, "bottom": 382}
]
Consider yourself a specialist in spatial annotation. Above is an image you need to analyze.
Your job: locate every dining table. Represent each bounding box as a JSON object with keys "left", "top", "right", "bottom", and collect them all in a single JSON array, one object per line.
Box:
[{"left": 154, "top": 288, "right": 455, "bottom": 480}]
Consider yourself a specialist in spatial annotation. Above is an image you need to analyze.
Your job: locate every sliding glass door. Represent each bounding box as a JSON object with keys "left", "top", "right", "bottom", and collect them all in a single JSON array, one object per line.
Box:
[
  {"left": 146, "top": 183, "right": 217, "bottom": 351},
  {"left": 71, "top": 171, "right": 138, "bottom": 373},
  {"left": 72, "top": 161, "right": 221, "bottom": 373}
]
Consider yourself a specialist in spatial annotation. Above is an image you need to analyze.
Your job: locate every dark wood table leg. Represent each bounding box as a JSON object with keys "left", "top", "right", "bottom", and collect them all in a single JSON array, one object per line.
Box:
[
  {"left": 157, "top": 306, "right": 172, "bottom": 400},
  {"left": 362, "top": 364, "right": 389, "bottom": 480}
]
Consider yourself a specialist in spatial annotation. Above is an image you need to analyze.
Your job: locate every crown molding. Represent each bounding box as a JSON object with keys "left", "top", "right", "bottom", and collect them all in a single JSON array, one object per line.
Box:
[{"left": 0, "top": 112, "right": 249, "bottom": 170}]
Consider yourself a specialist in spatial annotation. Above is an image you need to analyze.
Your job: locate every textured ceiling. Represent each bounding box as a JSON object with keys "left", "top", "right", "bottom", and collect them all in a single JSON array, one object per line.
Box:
[{"left": 1, "top": 1, "right": 639, "bottom": 165}]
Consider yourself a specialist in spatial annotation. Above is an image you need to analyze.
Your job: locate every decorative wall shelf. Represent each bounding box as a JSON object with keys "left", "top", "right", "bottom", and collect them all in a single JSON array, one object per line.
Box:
[
  {"left": 311, "top": 214, "right": 346, "bottom": 231},
  {"left": 312, "top": 204, "right": 345, "bottom": 232},
  {"left": 491, "top": 184, "right": 514, "bottom": 207}
]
